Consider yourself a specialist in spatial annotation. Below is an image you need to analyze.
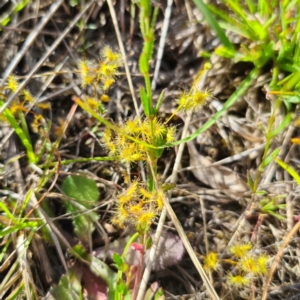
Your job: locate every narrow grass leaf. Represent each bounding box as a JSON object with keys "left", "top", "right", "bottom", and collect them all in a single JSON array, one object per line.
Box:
[
  {"left": 18, "top": 189, "right": 32, "bottom": 220},
  {"left": 193, "top": 0, "right": 234, "bottom": 51},
  {"left": 0, "top": 201, "right": 16, "bottom": 222},
  {"left": 140, "top": 86, "right": 150, "bottom": 116},
  {"left": 0, "top": 237, "right": 11, "bottom": 263},
  {"left": 247, "top": 171, "right": 254, "bottom": 192},
  {"left": 0, "top": 223, "right": 37, "bottom": 238},
  {"left": 267, "top": 211, "right": 285, "bottom": 221},
  {"left": 1, "top": 102, "right": 35, "bottom": 163},
  {"left": 246, "top": 0, "right": 256, "bottom": 14},
  {"left": 206, "top": 4, "right": 235, "bottom": 26},
  {"left": 260, "top": 148, "right": 280, "bottom": 170},
  {"left": 269, "top": 112, "right": 293, "bottom": 138},
  {"left": 275, "top": 158, "right": 300, "bottom": 185},
  {"left": 282, "top": 71, "right": 300, "bottom": 91}
]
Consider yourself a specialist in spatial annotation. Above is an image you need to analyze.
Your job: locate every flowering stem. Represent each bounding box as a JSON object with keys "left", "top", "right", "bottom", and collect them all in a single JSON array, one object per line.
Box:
[
  {"left": 132, "top": 248, "right": 144, "bottom": 300},
  {"left": 165, "top": 105, "right": 182, "bottom": 124}
]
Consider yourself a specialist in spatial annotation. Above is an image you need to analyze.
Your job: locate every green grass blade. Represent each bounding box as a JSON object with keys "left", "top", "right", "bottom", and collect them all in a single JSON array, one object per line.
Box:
[
  {"left": 275, "top": 158, "right": 300, "bottom": 185},
  {"left": 0, "top": 201, "right": 16, "bottom": 222},
  {"left": 193, "top": 0, "right": 235, "bottom": 51},
  {"left": 224, "top": 0, "right": 261, "bottom": 40},
  {"left": 1, "top": 102, "right": 36, "bottom": 163},
  {"left": 206, "top": 4, "right": 235, "bottom": 25},
  {"left": 282, "top": 71, "right": 300, "bottom": 91},
  {"left": 269, "top": 112, "right": 293, "bottom": 138},
  {"left": 0, "top": 222, "right": 38, "bottom": 237},
  {"left": 217, "top": 21, "right": 252, "bottom": 39},
  {"left": 260, "top": 148, "right": 280, "bottom": 170},
  {"left": 246, "top": 0, "right": 256, "bottom": 14},
  {"left": 259, "top": 0, "right": 270, "bottom": 17}
]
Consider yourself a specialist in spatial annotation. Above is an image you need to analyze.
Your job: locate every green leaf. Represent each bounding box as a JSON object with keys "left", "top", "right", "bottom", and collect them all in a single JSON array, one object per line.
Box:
[
  {"left": 0, "top": 223, "right": 37, "bottom": 238},
  {"left": 88, "top": 254, "right": 117, "bottom": 299},
  {"left": 247, "top": 171, "right": 254, "bottom": 192},
  {"left": 269, "top": 112, "right": 293, "bottom": 138},
  {"left": 155, "top": 288, "right": 164, "bottom": 300},
  {"left": 116, "top": 279, "right": 126, "bottom": 294},
  {"left": 72, "top": 244, "right": 88, "bottom": 259},
  {"left": 282, "top": 71, "right": 300, "bottom": 91},
  {"left": 62, "top": 175, "right": 99, "bottom": 243},
  {"left": 260, "top": 148, "right": 280, "bottom": 170},
  {"left": 0, "top": 201, "right": 16, "bottom": 222},
  {"left": 275, "top": 158, "right": 300, "bottom": 185},
  {"left": 112, "top": 253, "right": 124, "bottom": 268},
  {"left": 140, "top": 86, "right": 150, "bottom": 116},
  {"left": 193, "top": 0, "right": 235, "bottom": 51},
  {"left": 267, "top": 211, "right": 285, "bottom": 220},
  {"left": 256, "top": 190, "right": 268, "bottom": 196},
  {"left": 62, "top": 175, "right": 99, "bottom": 206},
  {"left": 1, "top": 101, "right": 35, "bottom": 163},
  {"left": 214, "top": 46, "right": 236, "bottom": 59},
  {"left": 15, "top": 0, "right": 31, "bottom": 12},
  {"left": 1, "top": 17, "right": 10, "bottom": 27},
  {"left": 161, "top": 183, "right": 175, "bottom": 192},
  {"left": 49, "top": 270, "right": 82, "bottom": 300},
  {"left": 154, "top": 89, "right": 166, "bottom": 114},
  {"left": 69, "top": 0, "right": 79, "bottom": 6}
]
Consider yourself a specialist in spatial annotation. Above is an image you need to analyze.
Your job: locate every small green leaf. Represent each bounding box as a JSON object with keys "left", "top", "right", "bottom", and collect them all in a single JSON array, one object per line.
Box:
[
  {"left": 161, "top": 183, "right": 175, "bottom": 192},
  {"left": 1, "top": 17, "right": 10, "bottom": 27},
  {"left": 269, "top": 113, "right": 292, "bottom": 138},
  {"left": 267, "top": 211, "right": 285, "bottom": 220},
  {"left": 1, "top": 101, "right": 35, "bottom": 163},
  {"left": 69, "top": 0, "right": 79, "bottom": 6},
  {"left": 140, "top": 86, "right": 150, "bottom": 116},
  {"left": 112, "top": 253, "right": 124, "bottom": 268},
  {"left": 275, "top": 158, "right": 300, "bottom": 185},
  {"left": 247, "top": 171, "right": 254, "bottom": 192},
  {"left": 154, "top": 288, "right": 164, "bottom": 299},
  {"left": 72, "top": 244, "right": 88, "bottom": 259},
  {"left": 116, "top": 279, "right": 126, "bottom": 294},
  {"left": 145, "top": 236, "right": 152, "bottom": 250},
  {"left": 260, "top": 148, "right": 280, "bottom": 170},
  {"left": 214, "top": 46, "right": 236, "bottom": 59},
  {"left": 0, "top": 223, "right": 37, "bottom": 238},
  {"left": 15, "top": 0, "right": 31, "bottom": 12},
  {"left": 62, "top": 175, "right": 99, "bottom": 206},
  {"left": 49, "top": 270, "right": 82, "bottom": 300},
  {"left": 256, "top": 190, "right": 268, "bottom": 195},
  {"left": 154, "top": 89, "right": 166, "bottom": 114}
]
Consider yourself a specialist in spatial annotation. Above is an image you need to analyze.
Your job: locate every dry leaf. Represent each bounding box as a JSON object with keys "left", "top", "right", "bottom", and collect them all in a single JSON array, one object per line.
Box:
[{"left": 187, "top": 141, "right": 248, "bottom": 193}]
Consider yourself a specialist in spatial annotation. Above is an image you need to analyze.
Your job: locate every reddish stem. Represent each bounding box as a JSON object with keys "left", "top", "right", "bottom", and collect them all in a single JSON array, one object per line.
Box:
[{"left": 132, "top": 247, "right": 145, "bottom": 300}]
